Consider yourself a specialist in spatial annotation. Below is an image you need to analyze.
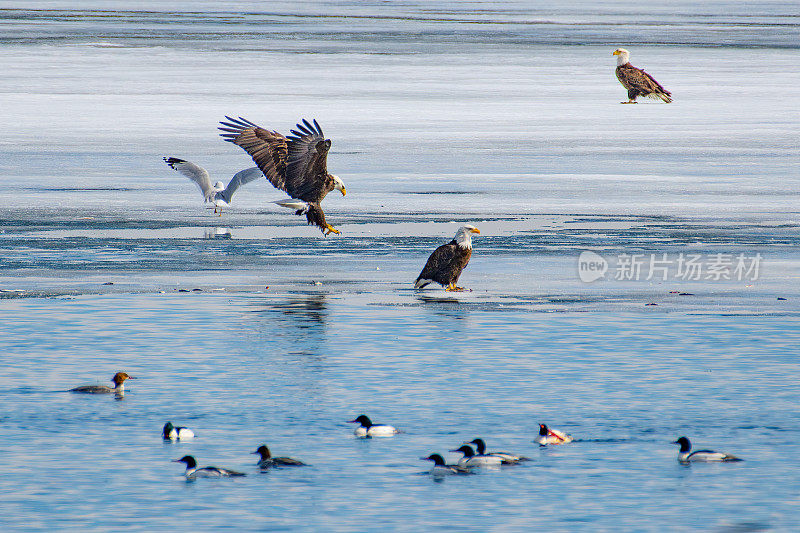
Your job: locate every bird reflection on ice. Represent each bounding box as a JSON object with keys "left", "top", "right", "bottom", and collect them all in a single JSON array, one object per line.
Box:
[{"left": 203, "top": 227, "right": 232, "bottom": 239}]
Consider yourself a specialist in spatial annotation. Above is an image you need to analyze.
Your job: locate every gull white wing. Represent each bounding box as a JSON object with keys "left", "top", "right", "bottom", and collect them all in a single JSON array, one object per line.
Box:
[
  {"left": 164, "top": 157, "right": 215, "bottom": 201},
  {"left": 217, "top": 167, "right": 263, "bottom": 204}
]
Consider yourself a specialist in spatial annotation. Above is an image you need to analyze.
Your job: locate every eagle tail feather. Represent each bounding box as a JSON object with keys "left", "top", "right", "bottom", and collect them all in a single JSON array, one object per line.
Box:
[
  {"left": 274, "top": 199, "right": 310, "bottom": 213},
  {"left": 414, "top": 278, "right": 432, "bottom": 289}
]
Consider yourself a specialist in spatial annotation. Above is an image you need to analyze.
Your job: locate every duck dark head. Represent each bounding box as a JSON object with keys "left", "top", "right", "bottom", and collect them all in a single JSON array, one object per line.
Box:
[
  {"left": 673, "top": 436, "right": 691, "bottom": 452},
  {"left": 172, "top": 455, "right": 196, "bottom": 468},
  {"left": 538, "top": 424, "right": 549, "bottom": 436},
  {"left": 450, "top": 445, "right": 476, "bottom": 457},
  {"left": 252, "top": 445, "right": 271, "bottom": 460},
  {"left": 421, "top": 453, "right": 446, "bottom": 466},
  {"left": 468, "top": 438, "right": 487, "bottom": 455},
  {"left": 162, "top": 422, "right": 174, "bottom": 439},
  {"left": 348, "top": 415, "right": 373, "bottom": 428}
]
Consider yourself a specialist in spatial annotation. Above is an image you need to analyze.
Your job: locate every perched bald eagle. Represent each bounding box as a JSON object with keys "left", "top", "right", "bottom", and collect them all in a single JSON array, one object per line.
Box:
[
  {"left": 414, "top": 225, "right": 480, "bottom": 291},
  {"left": 163, "top": 157, "right": 263, "bottom": 215},
  {"left": 612, "top": 48, "right": 672, "bottom": 104},
  {"left": 218, "top": 117, "right": 346, "bottom": 235}
]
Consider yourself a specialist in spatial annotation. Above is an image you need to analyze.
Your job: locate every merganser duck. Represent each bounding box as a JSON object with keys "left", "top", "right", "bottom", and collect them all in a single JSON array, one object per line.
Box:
[
  {"left": 535, "top": 423, "right": 573, "bottom": 446},
  {"left": 421, "top": 453, "right": 473, "bottom": 476},
  {"left": 348, "top": 415, "right": 398, "bottom": 437},
  {"left": 449, "top": 445, "right": 502, "bottom": 467},
  {"left": 69, "top": 372, "right": 135, "bottom": 395},
  {"left": 673, "top": 436, "right": 743, "bottom": 463},
  {"left": 467, "top": 438, "right": 530, "bottom": 464},
  {"left": 252, "top": 445, "right": 306, "bottom": 468},
  {"left": 172, "top": 455, "right": 246, "bottom": 479},
  {"left": 163, "top": 422, "right": 194, "bottom": 440}
]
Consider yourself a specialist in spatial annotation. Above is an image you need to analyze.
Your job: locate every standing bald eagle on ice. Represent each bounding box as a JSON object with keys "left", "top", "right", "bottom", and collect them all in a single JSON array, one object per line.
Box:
[
  {"left": 414, "top": 225, "right": 480, "bottom": 291},
  {"left": 218, "top": 117, "right": 346, "bottom": 235},
  {"left": 613, "top": 48, "right": 672, "bottom": 104}
]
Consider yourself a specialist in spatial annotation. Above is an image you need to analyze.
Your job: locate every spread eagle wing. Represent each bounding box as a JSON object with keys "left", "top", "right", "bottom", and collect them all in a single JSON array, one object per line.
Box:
[
  {"left": 618, "top": 65, "right": 671, "bottom": 98},
  {"left": 219, "top": 117, "right": 330, "bottom": 202},
  {"left": 219, "top": 116, "right": 289, "bottom": 193},
  {"left": 285, "top": 118, "right": 331, "bottom": 202}
]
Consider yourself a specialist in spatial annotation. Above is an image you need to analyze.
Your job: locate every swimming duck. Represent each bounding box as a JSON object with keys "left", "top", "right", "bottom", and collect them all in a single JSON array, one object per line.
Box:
[
  {"left": 467, "top": 438, "right": 530, "bottom": 464},
  {"left": 535, "top": 423, "right": 573, "bottom": 446},
  {"left": 172, "top": 455, "right": 246, "bottom": 479},
  {"left": 449, "top": 445, "right": 502, "bottom": 467},
  {"left": 162, "top": 422, "right": 194, "bottom": 440},
  {"left": 252, "top": 445, "right": 306, "bottom": 468},
  {"left": 673, "top": 436, "right": 743, "bottom": 463},
  {"left": 69, "top": 372, "right": 135, "bottom": 394},
  {"left": 348, "top": 415, "right": 398, "bottom": 437},
  {"left": 421, "top": 453, "right": 473, "bottom": 476}
]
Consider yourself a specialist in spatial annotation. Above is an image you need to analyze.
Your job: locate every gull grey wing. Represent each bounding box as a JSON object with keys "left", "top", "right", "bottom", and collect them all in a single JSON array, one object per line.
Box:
[
  {"left": 164, "top": 157, "right": 214, "bottom": 199},
  {"left": 217, "top": 167, "right": 263, "bottom": 204}
]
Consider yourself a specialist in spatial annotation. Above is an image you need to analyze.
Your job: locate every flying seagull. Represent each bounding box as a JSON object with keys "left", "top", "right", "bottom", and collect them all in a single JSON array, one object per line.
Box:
[
  {"left": 163, "top": 157, "right": 263, "bottom": 215},
  {"left": 414, "top": 225, "right": 480, "bottom": 292},
  {"left": 612, "top": 48, "right": 672, "bottom": 104},
  {"left": 218, "top": 117, "right": 346, "bottom": 235}
]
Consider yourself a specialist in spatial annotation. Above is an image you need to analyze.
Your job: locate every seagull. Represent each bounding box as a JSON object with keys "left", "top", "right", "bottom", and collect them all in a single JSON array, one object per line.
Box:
[{"left": 163, "top": 157, "right": 263, "bottom": 215}]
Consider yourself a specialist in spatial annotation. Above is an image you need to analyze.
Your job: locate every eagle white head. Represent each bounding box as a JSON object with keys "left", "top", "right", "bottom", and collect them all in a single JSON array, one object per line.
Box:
[
  {"left": 612, "top": 48, "right": 630, "bottom": 66},
  {"left": 454, "top": 224, "right": 480, "bottom": 249},
  {"left": 332, "top": 175, "right": 346, "bottom": 196}
]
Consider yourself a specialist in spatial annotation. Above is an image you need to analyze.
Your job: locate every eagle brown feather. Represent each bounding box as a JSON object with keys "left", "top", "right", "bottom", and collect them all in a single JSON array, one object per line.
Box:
[{"left": 219, "top": 117, "right": 342, "bottom": 234}]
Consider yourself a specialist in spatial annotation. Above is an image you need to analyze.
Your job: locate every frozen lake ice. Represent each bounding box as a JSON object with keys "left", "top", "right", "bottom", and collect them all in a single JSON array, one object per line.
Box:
[{"left": 1, "top": 2, "right": 799, "bottom": 531}]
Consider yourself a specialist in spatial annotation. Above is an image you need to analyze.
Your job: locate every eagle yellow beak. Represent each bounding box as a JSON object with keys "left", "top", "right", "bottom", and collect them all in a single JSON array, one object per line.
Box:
[
  {"left": 340, "top": 187, "right": 347, "bottom": 196},
  {"left": 612, "top": 50, "right": 620, "bottom": 56},
  {"left": 471, "top": 228, "right": 481, "bottom": 234}
]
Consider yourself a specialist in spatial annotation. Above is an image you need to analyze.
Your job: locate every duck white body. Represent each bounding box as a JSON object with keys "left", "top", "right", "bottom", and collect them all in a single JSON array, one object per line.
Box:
[
  {"left": 536, "top": 424, "right": 573, "bottom": 446},
  {"left": 674, "top": 437, "right": 742, "bottom": 463},
  {"left": 422, "top": 454, "right": 473, "bottom": 476},
  {"left": 349, "top": 415, "right": 398, "bottom": 437},
  {"left": 451, "top": 445, "right": 503, "bottom": 467},
  {"left": 468, "top": 439, "right": 529, "bottom": 464},
  {"left": 163, "top": 422, "right": 194, "bottom": 440},
  {"left": 173, "top": 455, "right": 245, "bottom": 479}
]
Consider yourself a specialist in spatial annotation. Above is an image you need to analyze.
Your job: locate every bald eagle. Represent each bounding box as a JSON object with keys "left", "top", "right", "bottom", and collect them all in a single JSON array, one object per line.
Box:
[
  {"left": 218, "top": 117, "right": 346, "bottom": 235},
  {"left": 414, "top": 225, "right": 480, "bottom": 291},
  {"left": 163, "top": 157, "right": 263, "bottom": 215},
  {"left": 612, "top": 48, "right": 672, "bottom": 104}
]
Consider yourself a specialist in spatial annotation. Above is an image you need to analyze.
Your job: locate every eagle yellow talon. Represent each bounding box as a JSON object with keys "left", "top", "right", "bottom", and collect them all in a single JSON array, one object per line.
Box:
[
  {"left": 324, "top": 224, "right": 340, "bottom": 236},
  {"left": 445, "top": 284, "right": 466, "bottom": 292}
]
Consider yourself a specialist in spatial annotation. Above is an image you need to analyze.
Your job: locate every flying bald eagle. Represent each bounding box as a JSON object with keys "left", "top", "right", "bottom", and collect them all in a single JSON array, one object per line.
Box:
[
  {"left": 414, "top": 225, "right": 480, "bottom": 291},
  {"left": 218, "top": 117, "right": 346, "bottom": 235},
  {"left": 612, "top": 48, "right": 672, "bottom": 104},
  {"left": 163, "top": 157, "right": 263, "bottom": 215}
]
